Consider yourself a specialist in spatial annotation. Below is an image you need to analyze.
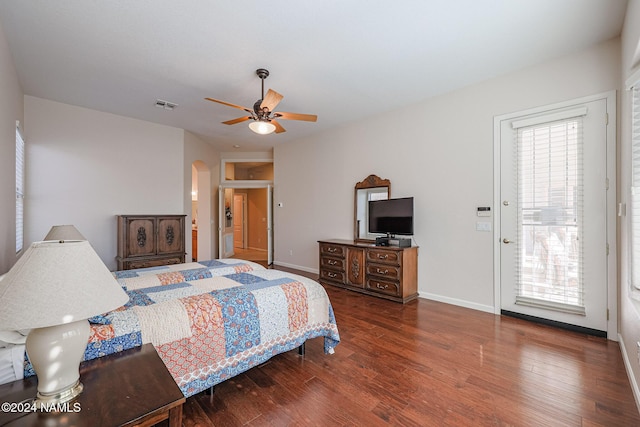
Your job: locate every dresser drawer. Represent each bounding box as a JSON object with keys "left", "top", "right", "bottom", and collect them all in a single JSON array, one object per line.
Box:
[
  {"left": 366, "top": 248, "right": 401, "bottom": 266},
  {"left": 320, "top": 268, "right": 346, "bottom": 284},
  {"left": 120, "top": 255, "right": 184, "bottom": 270},
  {"left": 366, "top": 277, "right": 400, "bottom": 297},
  {"left": 366, "top": 263, "right": 401, "bottom": 280},
  {"left": 320, "top": 243, "right": 346, "bottom": 258},
  {"left": 320, "top": 256, "right": 346, "bottom": 271}
]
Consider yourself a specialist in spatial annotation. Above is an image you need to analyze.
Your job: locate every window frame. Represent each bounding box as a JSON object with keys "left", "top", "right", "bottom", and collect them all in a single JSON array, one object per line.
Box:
[{"left": 15, "top": 123, "right": 24, "bottom": 254}]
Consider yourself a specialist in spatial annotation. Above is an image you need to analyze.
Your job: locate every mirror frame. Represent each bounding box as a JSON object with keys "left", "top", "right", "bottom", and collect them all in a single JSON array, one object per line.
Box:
[{"left": 354, "top": 174, "right": 391, "bottom": 243}]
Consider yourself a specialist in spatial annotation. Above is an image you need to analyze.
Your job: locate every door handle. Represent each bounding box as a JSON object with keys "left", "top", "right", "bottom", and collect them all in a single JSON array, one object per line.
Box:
[{"left": 503, "top": 238, "right": 512, "bottom": 244}]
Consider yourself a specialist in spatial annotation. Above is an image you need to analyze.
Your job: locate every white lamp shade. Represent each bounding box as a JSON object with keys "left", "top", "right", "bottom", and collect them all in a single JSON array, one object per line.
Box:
[
  {"left": 44, "top": 225, "right": 86, "bottom": 241},
  {"left": 248, "top": 120, "right": 276, "bottom": 135},
  {"left": 0, "top": 240, "right": 129, "bottom": 331}
]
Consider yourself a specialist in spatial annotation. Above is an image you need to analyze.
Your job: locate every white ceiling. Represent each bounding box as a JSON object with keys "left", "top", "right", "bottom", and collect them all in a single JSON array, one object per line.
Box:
[{"left": 0, "top": 0, "right": 628, "bottom": 152}]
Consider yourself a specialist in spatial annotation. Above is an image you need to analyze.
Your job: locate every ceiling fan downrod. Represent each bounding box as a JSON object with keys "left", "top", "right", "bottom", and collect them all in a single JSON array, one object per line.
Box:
[
  {"left": 256, "top": 68, "right": 269, "bottom": 101},
  {"left": 255, "top": 68, "right": 270, "bottom": 119}
]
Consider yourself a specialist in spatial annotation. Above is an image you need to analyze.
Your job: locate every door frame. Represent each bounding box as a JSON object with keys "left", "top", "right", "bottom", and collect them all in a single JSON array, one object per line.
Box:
[
  {"left": 492, "top": 90, "right": 617, "bottom": 340},
  {"left": 219, "top": 182, "right": 274, "bottom": 265}
]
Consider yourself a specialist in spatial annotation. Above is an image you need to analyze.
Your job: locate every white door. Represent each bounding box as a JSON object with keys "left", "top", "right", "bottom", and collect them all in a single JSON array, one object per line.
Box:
[
  {"left": 218, "top": 186, "right": 234, "bottom": 258},
  {"left": 498, "top": 96, "right": 611, "bottom": 334},
  {"left": 233, "top": 194, "right": 245, "bottom": 249}
]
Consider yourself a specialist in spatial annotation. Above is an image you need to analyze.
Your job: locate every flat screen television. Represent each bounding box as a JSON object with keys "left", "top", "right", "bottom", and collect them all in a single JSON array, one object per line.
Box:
[{"left": 368, "top": 197, "right": 414, "bottom": 236}]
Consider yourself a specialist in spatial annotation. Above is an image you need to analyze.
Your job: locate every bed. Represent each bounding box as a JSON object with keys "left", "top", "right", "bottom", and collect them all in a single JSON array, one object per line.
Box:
[{"left": 22, "top": 259, "right": 340, "bottom": 397}]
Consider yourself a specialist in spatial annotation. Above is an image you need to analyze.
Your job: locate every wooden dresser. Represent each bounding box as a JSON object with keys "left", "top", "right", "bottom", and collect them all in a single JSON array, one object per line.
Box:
[
  {"left": 318, "top": 239, "right": 418, "bottom": 303},
  {"left": 116, "top": 214, "right": 186, "bottom": 270}
]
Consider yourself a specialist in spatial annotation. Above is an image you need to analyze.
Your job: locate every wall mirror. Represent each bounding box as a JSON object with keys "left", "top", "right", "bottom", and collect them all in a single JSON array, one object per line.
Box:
[{"left": 354, "top": 174, "right": 390, "bottom": 242}]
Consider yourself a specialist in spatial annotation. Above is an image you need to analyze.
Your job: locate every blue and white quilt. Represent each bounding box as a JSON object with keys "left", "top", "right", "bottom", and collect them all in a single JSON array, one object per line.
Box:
[{"left": 30, "top": 259, "right": 340, "bottom": 397}]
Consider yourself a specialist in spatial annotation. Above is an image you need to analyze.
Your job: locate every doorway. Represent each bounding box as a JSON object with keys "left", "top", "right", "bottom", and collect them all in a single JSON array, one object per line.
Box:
[
  {"left": 191, "top": 161, "right": 212, "bottom": 262},
  {"left": 219, "top": 185, "right": 273, "bottom": 266},
  {"left": 494, "top": 92, "right": 616, "bottom": 338}
]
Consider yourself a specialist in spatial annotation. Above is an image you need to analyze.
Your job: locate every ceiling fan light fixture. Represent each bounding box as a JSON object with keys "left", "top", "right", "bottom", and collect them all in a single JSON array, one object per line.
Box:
[{"left": 249, "top": 120, "right": 276, "bottom": 135}]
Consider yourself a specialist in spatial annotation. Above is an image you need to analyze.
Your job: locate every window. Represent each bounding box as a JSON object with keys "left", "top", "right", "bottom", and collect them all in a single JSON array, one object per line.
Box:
[
  {"left": 632, "top": 83, "right": 640, "bottom": 290},
  {"left": 513, "top": 113, "right": 585, "bottom": 314},
  {"left": 15, "top": 124, "right": 24, "bottom": 253}
]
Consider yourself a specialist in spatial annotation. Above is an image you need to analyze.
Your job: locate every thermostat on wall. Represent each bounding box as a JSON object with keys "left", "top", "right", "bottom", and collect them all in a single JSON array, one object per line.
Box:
[{"left": 477, "top": 207, "right": 491, "bottom": 217}]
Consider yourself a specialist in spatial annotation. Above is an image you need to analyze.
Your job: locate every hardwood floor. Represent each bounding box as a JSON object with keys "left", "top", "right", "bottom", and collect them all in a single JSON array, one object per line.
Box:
[{"left": 174, "top": 267, "right": 640, "bottom": 426}]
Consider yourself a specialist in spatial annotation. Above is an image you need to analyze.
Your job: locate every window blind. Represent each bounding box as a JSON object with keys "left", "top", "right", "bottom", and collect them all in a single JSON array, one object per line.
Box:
[
  {"left": 631, "top": 84, "right": 640, "bottom": 290},
  {"left": 15, "top": 126, "right": 24, "bottom": 253},
  {"left": 513, "top": 116, "right": 585, "bottom": 314}
]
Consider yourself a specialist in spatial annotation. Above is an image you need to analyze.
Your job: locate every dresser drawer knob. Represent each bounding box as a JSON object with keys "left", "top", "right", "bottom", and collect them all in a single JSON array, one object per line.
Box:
[
  {"left": 376, "top": 268, "right": 389, "bottom": 274},
  {"left": 328, "top": 260, "right": 337, "bottom": 265},
  {"left": 376, "top": 283, "right": 389, "bottom": 290},
  {"left": 328, "top": 247, "right": 337, "bottom": 253},
  {"left": 328, "top": 272, "right": 337, "bottom": 278},
  {"left": 378, "top": 254, "right": 388, "bottom": 259}
]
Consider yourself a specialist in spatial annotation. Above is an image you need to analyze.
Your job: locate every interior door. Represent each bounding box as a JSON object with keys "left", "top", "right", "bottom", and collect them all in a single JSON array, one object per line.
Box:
[
  {"left": 218, "top": 186, "right": 234, "bottom": 258},
  {"left": 499, "top": 97, "right": 609, "bottom": 334},
  {"left": 233, "top": 194, "right": 245, "bottom": 249}
]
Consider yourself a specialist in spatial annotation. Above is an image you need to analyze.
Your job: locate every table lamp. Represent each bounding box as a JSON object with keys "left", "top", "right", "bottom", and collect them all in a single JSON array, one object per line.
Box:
[
  {"left": 43, "top": 225, "right": 86, "bottom": 241},
  {"left": 0, "top": 240, "right": 129, "bottom": 407}
]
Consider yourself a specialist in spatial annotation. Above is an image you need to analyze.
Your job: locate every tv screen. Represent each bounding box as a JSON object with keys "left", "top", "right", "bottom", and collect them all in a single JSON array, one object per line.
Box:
[{"left": 368, "top": 197, "right": 414, "bottom": 236}]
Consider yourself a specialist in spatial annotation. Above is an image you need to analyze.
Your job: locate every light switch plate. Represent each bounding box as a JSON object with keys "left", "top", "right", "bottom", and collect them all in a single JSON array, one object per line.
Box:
[{"left": 476, "top": 222, "right": 491, "bottom": 232}]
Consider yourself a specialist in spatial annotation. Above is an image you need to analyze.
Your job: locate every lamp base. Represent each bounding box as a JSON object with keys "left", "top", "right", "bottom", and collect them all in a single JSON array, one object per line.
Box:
[
  {"left": 26, "top": 320, "right": 90, "bottom": 408},
  {"left": 35, "top": 380, "right": 83, "bottom": 408}
]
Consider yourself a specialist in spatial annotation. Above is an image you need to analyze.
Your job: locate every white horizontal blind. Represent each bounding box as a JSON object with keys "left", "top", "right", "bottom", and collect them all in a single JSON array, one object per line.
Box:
[
  {"left": 514, "top": 116, "right": 585, "bottom": 314},
  {"left": 15, "top": 126, "right": 24, "bottom": 253},
  {"left": 631, "top": 85, "right": 640, "bottom": 290}
]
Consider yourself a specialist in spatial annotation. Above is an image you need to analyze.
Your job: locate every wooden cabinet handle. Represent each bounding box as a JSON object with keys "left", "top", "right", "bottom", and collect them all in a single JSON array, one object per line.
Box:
[
  {"left": 328, "top": 272, "right": 337, "bottom": 278},
  {"left": 378, "top": 254, "right": 388, "bottom": 259},
  {"left": 376, "top": 283, "right": 389, "bottom": 290},
  {"left": 328, "top": 260, "right": 337, "bottom": 265},
  {"left": 376, "top": 268, "right": 389, "bottom": 274}
]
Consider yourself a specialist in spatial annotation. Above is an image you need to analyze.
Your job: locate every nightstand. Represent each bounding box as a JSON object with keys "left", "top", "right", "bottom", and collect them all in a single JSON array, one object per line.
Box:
[{"left": 0, "top": 344, "right": 185, "bottom": 426}]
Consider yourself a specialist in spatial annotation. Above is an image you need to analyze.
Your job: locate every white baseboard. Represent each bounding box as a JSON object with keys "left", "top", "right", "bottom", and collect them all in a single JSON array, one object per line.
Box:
[
  {"left": 418, "top": 292, "right": 495, "bottom": 314},
  {"left": 618, "top": 334, "right": 640, "bottom": 415},
  {"left": 272, "top": 261, "right": 318, "bottom": 274}
]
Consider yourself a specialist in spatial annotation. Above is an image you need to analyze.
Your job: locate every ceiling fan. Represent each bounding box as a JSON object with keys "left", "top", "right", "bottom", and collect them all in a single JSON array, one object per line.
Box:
[{"left": 205, "top": 68, "right": 317, "bottom": 135}]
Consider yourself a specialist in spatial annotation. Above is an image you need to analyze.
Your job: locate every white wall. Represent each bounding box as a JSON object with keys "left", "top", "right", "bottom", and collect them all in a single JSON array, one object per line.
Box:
[
  {"left": 24, "top": 96, "right": 185, "bottom": 270},
  {"left": 0, "top": 20, "right": 23, "bottom": 274},
  {"left": 619, "top": 0, "right": 640, "bottom": 409},
  {"left": 274, "top": 37, "right": 621, "bottom": 312}
]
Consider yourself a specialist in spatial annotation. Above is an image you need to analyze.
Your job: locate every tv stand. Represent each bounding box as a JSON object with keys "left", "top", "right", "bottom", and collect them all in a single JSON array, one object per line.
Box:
[{"left": 318, "top": 239, "right": 418, "bottom": 303}]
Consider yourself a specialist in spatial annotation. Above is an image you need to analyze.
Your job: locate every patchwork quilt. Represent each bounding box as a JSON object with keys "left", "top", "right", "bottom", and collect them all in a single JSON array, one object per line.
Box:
[{"left": 25, "top": 259, "right": 340, "bottom": 397}]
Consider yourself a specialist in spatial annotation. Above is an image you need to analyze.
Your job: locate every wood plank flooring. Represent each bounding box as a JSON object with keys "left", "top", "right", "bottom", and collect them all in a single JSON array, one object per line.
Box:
[{"left": 171, "top": 267, "right": 640, "bottom": 426}]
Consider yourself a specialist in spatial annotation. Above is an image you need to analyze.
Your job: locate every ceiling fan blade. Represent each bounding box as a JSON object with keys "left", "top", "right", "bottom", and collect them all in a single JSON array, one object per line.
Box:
[
  {"left": 260, "top": 89, "right": 284, "bottom": 112},
  {"left": 205, "top": 97, "right": 252, "bottom": 113},
  {"left": 222, "top": 116, "right": 252, "bottom": 125},
  {"left": 271, "top": 120, "right": 286, "bottom": 134},
  {"left": 273, "top": 111, "right": 318, "bottom": 122}
]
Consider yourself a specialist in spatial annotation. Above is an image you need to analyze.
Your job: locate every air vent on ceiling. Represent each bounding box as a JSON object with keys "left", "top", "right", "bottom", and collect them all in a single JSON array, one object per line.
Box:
[{"left": 155, "top": 99, "right": 178, "bottom": 110}]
